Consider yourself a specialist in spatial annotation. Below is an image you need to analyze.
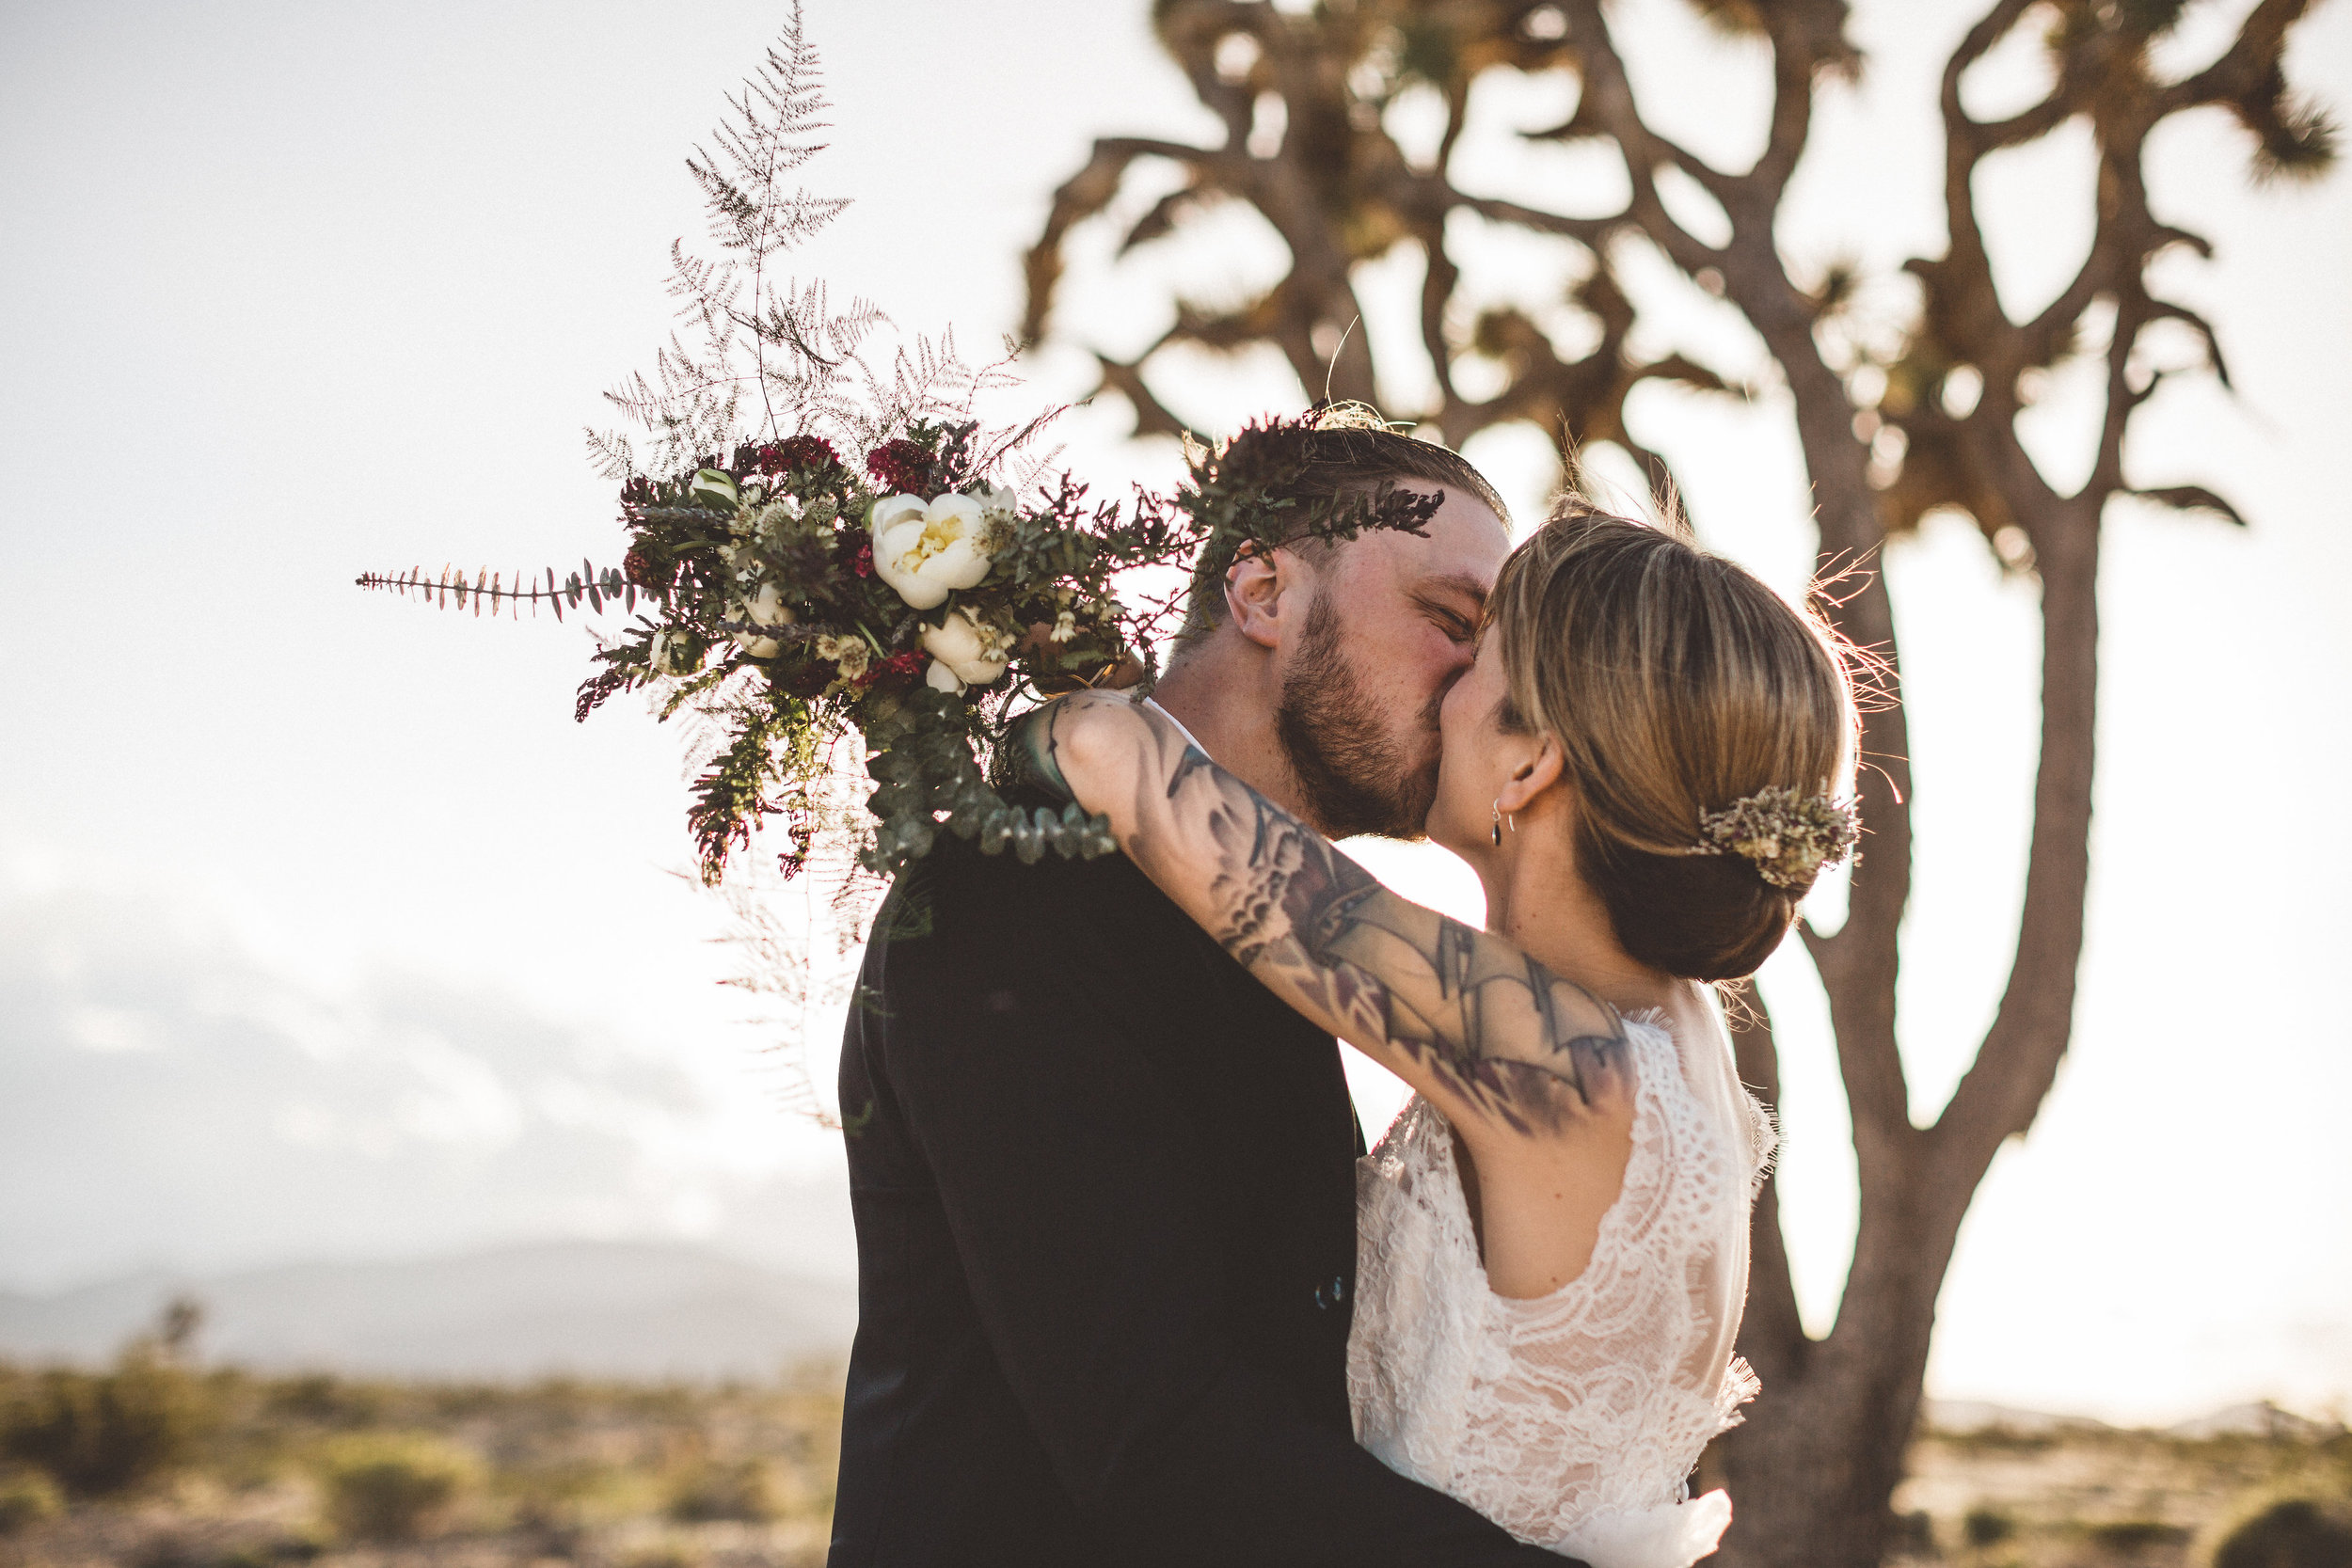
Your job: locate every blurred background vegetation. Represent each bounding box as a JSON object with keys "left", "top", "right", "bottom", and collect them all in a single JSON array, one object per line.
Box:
[
  {"left": 2, "top": 1306, "right": 2346, "bottom": 1568},
  {"left": 0, "top": 1307, "right": 843, "bottom": 1568}
]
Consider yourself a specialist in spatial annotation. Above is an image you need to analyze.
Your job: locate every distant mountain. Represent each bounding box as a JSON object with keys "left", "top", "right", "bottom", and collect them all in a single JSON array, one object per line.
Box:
[
  {"left": 1922, "top": 1397, "right": 2344, "bottom": 1439},
  {"left": 1922, "top": 1399, "right": 2111, "bottom": 1434},
  {"left": 2165, "top": 1401, "right": 2345, "bottom": 1441},
  {"left": 0, "top": 1239, "right": 857, "bottom": 1381}
]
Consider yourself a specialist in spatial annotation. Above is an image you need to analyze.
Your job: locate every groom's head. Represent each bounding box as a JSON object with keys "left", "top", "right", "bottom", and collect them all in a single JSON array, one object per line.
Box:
[{"left": 1167, "top": 426, "right": 1510, "bottom": 840}]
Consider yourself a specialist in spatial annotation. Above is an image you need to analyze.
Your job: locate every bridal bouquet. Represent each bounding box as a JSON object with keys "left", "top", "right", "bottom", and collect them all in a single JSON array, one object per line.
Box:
[{"left": 358, "top": 10, "right": 1434, "bottom": 886}]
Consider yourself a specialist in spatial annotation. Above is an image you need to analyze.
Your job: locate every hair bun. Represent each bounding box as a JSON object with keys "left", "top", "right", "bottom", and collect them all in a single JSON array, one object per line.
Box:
[{"left": 1584, "top": 838, "right": 1801, "bottom": 982}]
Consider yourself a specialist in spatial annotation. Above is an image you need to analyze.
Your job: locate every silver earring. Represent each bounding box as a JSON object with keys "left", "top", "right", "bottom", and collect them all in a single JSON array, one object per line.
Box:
[{"left": 1491, "top": 800, "right": 1504, "bottom": 847}]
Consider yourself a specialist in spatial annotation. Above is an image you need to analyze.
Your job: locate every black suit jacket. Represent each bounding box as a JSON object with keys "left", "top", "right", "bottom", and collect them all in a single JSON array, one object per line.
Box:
[{"left": 828, "top": 829, "right": 1566, "bottom": 1567}]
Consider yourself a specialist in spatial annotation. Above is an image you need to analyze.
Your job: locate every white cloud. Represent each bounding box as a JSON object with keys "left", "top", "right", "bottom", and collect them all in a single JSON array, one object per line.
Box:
[
  {"left": 64, "top": 1005, "right": 166, "bottom": 1054},
  {"left": 0, "top": 884, "right": 854, "bottom": 1291}
]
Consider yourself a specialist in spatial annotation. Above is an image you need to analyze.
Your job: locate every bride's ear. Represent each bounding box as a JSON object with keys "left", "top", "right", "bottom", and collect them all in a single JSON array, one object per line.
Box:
[{"left": 1496, "top": 735, "right": 1564, "bottom": 818}]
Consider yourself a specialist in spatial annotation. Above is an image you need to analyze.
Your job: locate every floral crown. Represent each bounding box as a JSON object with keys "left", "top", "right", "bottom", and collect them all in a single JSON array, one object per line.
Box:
[{"left": 1689, "top": 785, "right": 1861, "bottom": 892}]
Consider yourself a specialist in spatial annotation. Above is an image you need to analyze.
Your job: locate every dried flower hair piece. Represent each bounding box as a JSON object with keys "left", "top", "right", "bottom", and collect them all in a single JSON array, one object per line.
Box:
[
  {"left": 1310, "top": 399, "right": 1401, "bottom": 433},
  {"left": 1691, "top": 785, "right": 1861, "bottom": 892}
]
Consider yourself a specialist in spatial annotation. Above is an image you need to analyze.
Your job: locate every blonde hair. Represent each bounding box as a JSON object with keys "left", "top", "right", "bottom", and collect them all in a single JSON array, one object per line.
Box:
[{"left": 1487, "top": 500, "right": 1861, "bottom": 980}]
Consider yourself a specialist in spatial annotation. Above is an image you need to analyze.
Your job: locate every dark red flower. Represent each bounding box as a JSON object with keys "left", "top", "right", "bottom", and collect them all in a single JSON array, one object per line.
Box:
[
  {"left": 850, "top": 538, "right": 874, "bottom": 578},
  {"left": 775, "top": 657, "right": 834, "bottom": 700},
  {"left": 756, "top": 436, "right": 839, "bottom": 475},
  {"left": 858, "top": 649, "right": 929, "bottom": 689},
  {"left": 865, "top": 439, "right": 930, "bottom": 495},
  {"left": 621, "top": 545, "right": 666, "bottom": 588}
]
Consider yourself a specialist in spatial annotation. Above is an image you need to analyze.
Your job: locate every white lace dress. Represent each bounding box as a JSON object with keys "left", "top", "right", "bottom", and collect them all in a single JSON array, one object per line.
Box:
[{"left": 1348, "top": 1008, "right": 1773, "bottom": 1568}]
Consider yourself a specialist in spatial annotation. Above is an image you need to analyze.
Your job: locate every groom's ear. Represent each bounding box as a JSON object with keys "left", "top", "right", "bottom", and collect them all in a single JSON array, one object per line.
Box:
[{"left": 1223, "top": 542, "right": 1297, "bottom": 652}]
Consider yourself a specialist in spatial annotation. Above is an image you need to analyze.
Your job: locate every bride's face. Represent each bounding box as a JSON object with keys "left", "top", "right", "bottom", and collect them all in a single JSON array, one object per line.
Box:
[{"left": 1427, "top": 627, "right": 1518, "bottom": 857}]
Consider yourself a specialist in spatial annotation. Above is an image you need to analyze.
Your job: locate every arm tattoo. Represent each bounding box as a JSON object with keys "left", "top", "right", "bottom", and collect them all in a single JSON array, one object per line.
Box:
[{"left": 1163, "top": 755, "right": 1629, "bottom": 1135}]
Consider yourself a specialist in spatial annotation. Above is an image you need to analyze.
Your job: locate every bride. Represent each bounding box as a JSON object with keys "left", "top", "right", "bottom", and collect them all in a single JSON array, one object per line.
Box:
[{"left": 1013, "top": 501, "right": 1860, "bottom": 1565}]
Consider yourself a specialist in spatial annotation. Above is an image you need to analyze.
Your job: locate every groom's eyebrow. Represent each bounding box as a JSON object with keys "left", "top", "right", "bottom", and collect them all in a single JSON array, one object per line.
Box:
[{"left": 1421, "top": 572, "right": 1489, "bottom": 605}]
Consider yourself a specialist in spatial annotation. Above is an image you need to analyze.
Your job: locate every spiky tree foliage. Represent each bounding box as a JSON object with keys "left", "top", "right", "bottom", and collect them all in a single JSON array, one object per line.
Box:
[{"left": 1023, "top": 5, "right": 2335, "bottom": 1567}]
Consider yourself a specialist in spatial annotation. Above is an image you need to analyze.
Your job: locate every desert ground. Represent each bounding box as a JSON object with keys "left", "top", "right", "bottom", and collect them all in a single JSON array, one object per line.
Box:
[{"left": 2, "top": 1350, "right": 2344, "bottom": 1568}]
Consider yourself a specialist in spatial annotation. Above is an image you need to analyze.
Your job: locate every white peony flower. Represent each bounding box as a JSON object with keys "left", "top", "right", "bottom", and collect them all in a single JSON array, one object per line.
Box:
[
  {"left": 921, "top": 608, "right": 1011, "bottom": 689},
  {"left": 733, "top": 581, "right": 794, "bottom": 657},
  {"left": 925, "top": 658, "right": 962, "bottom": 693},
  {"left": 868, "top": 493, "right": 928, "bottom": 535},
  {"left": 871, "top": 493, "right": 993, "bottom": 610}
]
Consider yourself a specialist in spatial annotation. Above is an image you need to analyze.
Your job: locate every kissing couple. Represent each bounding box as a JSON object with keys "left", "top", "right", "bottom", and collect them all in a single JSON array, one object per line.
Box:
[{"left": 827, "top": 420, "right": 1860, "bottom": 1567}]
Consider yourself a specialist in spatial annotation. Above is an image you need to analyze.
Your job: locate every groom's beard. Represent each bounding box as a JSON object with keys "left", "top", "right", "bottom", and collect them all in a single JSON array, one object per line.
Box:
[{"left": 1274, "top": 593, "right": 1440, "bottom": 841}]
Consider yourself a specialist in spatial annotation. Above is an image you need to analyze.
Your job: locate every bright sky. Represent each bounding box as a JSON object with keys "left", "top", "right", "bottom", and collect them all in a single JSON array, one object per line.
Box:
[{"left": 2, "top": 0, "right": 2346, "bottom": 1425}]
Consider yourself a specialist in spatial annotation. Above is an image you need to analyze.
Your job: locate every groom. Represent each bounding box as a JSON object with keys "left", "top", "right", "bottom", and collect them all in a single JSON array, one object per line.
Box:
[{"left": 829, "top": 426, "right": 1567, "bottom": 1567}]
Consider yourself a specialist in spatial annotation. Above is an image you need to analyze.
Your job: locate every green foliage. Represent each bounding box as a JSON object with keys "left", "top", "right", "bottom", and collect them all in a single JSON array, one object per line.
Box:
[
  {"left": 315, "top": 1432, "right": 477, "bottom": 1542},
  {"left": 2090, "top": 1521, "right": 2195, "bottom": 1554},
  {"left": 262, "top": 1374, "right": 389, "bottom": 1431},
  {"left": 2213, "top": 1498, "right": 2352, "bottom": 1568},
  {"left": 663, "top": 1457, "right": 776, "bottom": 1524},
  {"left": 501, "top": 1456, "right": 634, "bottom": 1536},
  {"left": 1967, "top": 1506, "right": 2021, "bottom": 1547},
  {"left": 619, "top": 1544, "right": 704, "bottom": 1568},
  {"left": 0, "top": 1346, "right": 212, "bottom": 1497},
  {"left": 1889, "top": 1509, "right": 1936, "bottom": 1557},
  {"left": 0, "top": 1465, "right": 64, "bottom": 1533}
]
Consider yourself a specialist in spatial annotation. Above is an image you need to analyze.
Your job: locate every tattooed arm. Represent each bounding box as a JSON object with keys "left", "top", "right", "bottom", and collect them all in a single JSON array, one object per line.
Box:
[{"left": 1024, "top": 692, "right": 1631, "bottom": 1144}]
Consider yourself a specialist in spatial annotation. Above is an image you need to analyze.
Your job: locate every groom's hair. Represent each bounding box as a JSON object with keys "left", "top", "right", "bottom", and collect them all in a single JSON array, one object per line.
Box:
[{"left": 1171, "top": 426, "right": 1508, "bottom": 649}]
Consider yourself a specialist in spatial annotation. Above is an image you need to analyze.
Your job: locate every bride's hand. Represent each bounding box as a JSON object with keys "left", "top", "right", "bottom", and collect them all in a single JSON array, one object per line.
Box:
[{"left": 997, "top": 689, "right": 1151, "bottom": 814}]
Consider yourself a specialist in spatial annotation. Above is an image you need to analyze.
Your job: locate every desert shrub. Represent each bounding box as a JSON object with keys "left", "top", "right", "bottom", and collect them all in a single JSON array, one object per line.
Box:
[
  {"left": 620, "top": 1544, "right": 704, "bottom": 1568},
  {"left": 2093, "top": 1522, "right": 2195, "bottom": 1555},
  {"left": 501, "top": 1457, "right": 637, "bottom": 1539},
  {"left": 1966, "top": 1508, "right": 2019, "bottom": 1548},
  {"left": 316, "top": 1433, "right": 477, "bottom": 1542},
  {"left": 1890, "top": 1511, "right": 1937, "bottom": 1556},
  {"left": 2213, "top": 1499, "right": 2352, "bottom": 1568},
  {"left": 665, "top": 1458, "right": 776, "bottom": 1524},
  {"left": 0, "top": 1349, "right": 210, "bottom": 1496},
  {"left": 0, "top": 1465, "right": 65, "bottom": 1533},
  {"left": 263, "top": 1374, "right": 389, "bottom": 1430}
]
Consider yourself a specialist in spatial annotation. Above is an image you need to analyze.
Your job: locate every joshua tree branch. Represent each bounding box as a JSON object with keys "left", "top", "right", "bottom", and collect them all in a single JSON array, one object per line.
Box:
[
  {"left": 2164, "top": 0, "right": 2321, "bottom": 114},
  {"left": 1453, "top": 193, "right": 1625, "bottom": 246},
  {"left": 1551, "top": 0, "right": 1727, "bottom": 270},
  {"left": 1023, "top": 136, "right": 1233, "bottom": 346}
]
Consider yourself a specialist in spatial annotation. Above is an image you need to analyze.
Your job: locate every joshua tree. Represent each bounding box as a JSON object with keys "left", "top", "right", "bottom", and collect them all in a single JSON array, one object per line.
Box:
[{"left": 1021, "top": 4, "right": 2335, "bottom": 1565}]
